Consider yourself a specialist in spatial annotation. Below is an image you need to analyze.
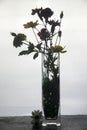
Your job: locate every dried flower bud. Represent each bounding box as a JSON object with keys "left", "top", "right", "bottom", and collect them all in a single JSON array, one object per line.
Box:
[
  {"left": 58, "top": 30, "right": 62, "bottom": 37},
  {"left": 60, "top": 11, "right": 63, "bottom": 19}
]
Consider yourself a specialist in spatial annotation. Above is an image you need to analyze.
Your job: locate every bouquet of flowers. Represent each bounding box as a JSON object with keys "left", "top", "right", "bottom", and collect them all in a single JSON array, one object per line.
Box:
[{"left": 11, "top": 7, "right": 66, "bottom": 119}]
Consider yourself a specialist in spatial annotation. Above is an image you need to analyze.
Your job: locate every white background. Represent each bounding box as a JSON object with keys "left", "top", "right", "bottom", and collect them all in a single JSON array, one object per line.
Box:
[{"left": 0, "top": 0, "right": 87, "bottom": 116}]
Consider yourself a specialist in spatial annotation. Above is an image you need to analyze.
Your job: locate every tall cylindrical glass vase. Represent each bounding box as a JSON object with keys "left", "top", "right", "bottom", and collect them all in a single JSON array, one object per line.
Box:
[{"left": 41, "top": 53, "right": 61, "bottom": 126}]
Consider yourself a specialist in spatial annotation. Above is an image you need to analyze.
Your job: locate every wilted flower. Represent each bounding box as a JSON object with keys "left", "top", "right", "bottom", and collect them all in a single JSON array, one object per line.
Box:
[
  {"left": 48, "top": 20, "right": 60, "bottom": 34},
  {"left": 31, "top": 7, "right": 42, "bottom": 15},
  {"left": 38, "top": 28, "right": 50, "bottom": 40},
  {"left": 23, "top": 21, "right": 38, "bottom": 28},
  {"left": 31, "top": 7, "right": 53, "bottom": 22},
  {"left": 41, "top": 8, "right": 53, "bottom": 22},
  {"left": 31, "top": 8, "right": 37, "bottom": 15},
  {"left": 48, "top": 20, "right": 60, "bottom": 26},
  {"left": 31, "top": 7, "right": 43, "bottom": 21}
]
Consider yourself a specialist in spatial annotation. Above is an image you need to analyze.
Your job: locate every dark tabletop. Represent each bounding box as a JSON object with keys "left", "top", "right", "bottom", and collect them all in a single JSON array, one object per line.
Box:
[{"left": 0, "top": 115, "right": 87, "bottom": 130}]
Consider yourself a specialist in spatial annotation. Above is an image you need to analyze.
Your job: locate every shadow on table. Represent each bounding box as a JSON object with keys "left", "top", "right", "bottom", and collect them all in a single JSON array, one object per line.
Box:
[{"left": 32, "top": 125, "right": 61, "bottom": 130}]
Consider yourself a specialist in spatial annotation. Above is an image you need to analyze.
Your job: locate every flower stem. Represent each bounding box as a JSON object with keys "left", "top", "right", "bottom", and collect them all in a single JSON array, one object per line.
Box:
[
  {"left": 32, "top": 28, "right": 39, "bottom": 44},
  {"left": 22, "top": 42, "right": 29, "bottom": 46},
  {"left": 55, "top": 18, "right": 62, "bottom": 45}
]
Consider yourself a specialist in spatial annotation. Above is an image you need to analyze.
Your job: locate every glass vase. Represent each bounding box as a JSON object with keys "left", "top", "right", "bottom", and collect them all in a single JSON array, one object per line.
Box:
[{"left": 41, "top": 53, "right": 61, "bottom": 126}]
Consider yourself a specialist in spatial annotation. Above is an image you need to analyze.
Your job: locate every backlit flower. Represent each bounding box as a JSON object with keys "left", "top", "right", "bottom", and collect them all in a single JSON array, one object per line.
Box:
[
  {"left": 38, "top": 28, "right": 50, "bottom": 40},
  {"left": 51, "top": 45, "right": 66, "bottom": 53},
  {"left": 41, "top": 8, "right": 53, "bottom": 22},
  {"left": 31, "top": 7, "right": 53, "bottom": 22},
  {"left": 23, "top": 21, "right": 38, "bottom": 29},
  {"left": 48, "top": 20, "right": 60, "bottom": 34},
  {"left": 31, "top": 7, "right": 43, "bottom": 21},
  {"left": 13, "top": 33, "right": 26, "bottom": 48}
]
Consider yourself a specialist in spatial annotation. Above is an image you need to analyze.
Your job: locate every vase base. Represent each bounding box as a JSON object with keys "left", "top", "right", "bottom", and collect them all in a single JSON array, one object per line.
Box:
[
  {"left": 42, "top": 122, "right": 61, "bottom": 126},
  {"left": 42, "top": 117, "right": 61, "bottom": 127}
]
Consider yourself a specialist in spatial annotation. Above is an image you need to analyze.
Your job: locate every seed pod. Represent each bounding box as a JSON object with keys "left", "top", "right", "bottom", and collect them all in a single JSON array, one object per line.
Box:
[
  {"left": 58, "top": 30, "right": 62, "bottom": 37},
  {"left": 60, "top": 11, "right": 63, "bottom": 19}
]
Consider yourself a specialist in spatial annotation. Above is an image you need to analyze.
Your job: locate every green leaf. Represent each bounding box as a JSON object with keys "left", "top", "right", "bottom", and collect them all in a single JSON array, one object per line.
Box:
[
  {"left": 19, "top": 50, "right": 31, "bottom": 56},
  {"left": 28, "top": 42, "right": 34, "bottom": 51},
  {"left": 33, "top": 52, "right": 38, "bottom": 59},
  {"left": 36, "top": 43, "right": 42, "bottom": 50},
  {"left": 10, "top": 32, "right": 16, "bottom": 37},
  {"left": 60, "top": 50, "right": 67, "bottom": 53}
]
